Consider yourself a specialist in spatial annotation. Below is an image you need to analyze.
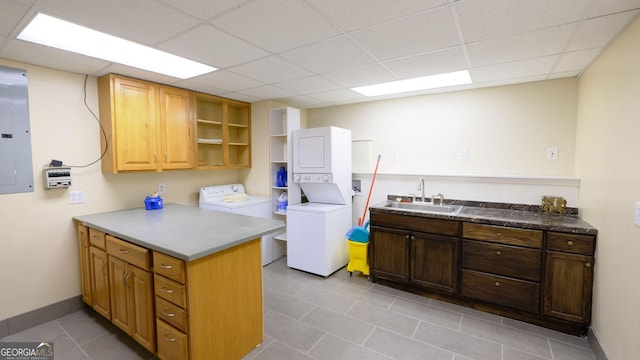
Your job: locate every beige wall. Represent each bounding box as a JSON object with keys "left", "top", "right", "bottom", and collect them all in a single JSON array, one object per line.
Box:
[
  {"left": 0, "top": 59, "right": 242, "bottom": 320},
  {"left": 308, "top": 78, "right": 578, "bottom": 177},
  {"left": 575, "top": 16, "right": 640, "bottom": 360}
]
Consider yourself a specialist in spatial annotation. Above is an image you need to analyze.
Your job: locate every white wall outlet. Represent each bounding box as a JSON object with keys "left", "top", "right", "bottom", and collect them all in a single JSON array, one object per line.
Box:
[
  {"left": 635, "top": 202, "right": 640, "bottom": 228},
  {"left": 158, "top": 183, "right": 167, "bottom": 195},
  {"left": 547, "top": 147, "right": 558, "bottom": 161},
  {"left": 391, "top": 149, "right": 400, "bottom": 161},
  {"left": 458, "top": 148, "right": 468, "bottom": 160},
  {"left": 69, "top": 191, "right": 85, "bottom": 204}
]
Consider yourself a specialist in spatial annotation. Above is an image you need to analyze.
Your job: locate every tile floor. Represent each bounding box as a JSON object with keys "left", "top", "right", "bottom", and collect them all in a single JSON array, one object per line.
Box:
[{"left": 1, "top": 257, "right": 596, "bottom": 360}]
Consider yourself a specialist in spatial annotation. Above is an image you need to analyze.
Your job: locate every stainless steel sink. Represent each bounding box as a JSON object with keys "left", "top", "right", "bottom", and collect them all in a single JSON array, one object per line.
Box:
[{"left": 383, "top": 201, "right": 462, "bottom": 215}]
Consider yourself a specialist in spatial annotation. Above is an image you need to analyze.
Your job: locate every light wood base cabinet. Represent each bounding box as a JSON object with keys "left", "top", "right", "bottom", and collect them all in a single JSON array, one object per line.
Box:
[{"left": 77, "top": 222, "right": 263, "bottom": 359}]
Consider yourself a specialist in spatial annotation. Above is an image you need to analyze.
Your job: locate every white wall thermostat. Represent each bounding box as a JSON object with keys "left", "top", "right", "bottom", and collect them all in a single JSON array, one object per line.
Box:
[{"left": 43, "top": 166, "right": 71, "bottom": 189}]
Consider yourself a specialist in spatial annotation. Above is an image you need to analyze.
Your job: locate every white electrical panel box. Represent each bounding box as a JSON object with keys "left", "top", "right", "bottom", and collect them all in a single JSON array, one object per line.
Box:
[{"left": 43, "top": 166, "right": 71, "bottom": 189}]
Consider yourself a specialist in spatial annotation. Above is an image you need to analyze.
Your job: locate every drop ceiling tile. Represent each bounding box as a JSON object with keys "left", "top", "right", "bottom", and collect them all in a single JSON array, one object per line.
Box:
[
  {"left": 12, "top": 0, "right": 36, "bottom": 5},
  {"left": 306, "top": 88, "right": 367, "bottom": 103},
  {"left": 173, "top": 79, "right": 226, "bottom": 96},
  {"left": 548, "top": 71, "right": 581, "bottom": 79},
  {"left": 212, "top": 0, "right": 341, "bottom": 52},
  {"left": 554, "top": 48, "right": 602, "bottom": 73},
  {"left": 322, "top": 63, "right": 397, "bottom": 87},
  {"left": 99, "top": 63, "right": 184, "bottom": 84},
  {"left": 157, "top": 0, "right": 250, "bottom": 20},
  {"left": 587, "top": 0, "right": 640, "bottom": 17},
  {"left": 455, "top": 0, "right": 591, "bottom": 43},
  {"left": 475, "top": 75, "right": 548, "bottom": 89},
  {"left": 188, "top": 70, "right": 263, "bottom": 92},
  {"left": 351, "top": 6, "right": 460, "bottom": 61},
  {"left": 0, "top": 39, "right": 111, "bottom": 75},
  {"left": 215, "top": 92, "right": 260, "bottom": 103},
  {"left": 307, "top": 0, "right": 448, "bottom": 32},
  {"left": 236, "top": 85, "right": 296, "bottom": 100},
  {"left": 0, "top": 0, "right": 30, "bottom": 35},
  {"left": 467, "top": 23, "right": 575, "bottom": 67},
  {"left": 473, "top": 55, "right": 559, "bottom": 83},
  {"left": 383, "top": 47, "right": 468, "bottom": 79},
  {"left": 228, "top": 56, "right": 311, "bottom": 84},
  {"left": 568, "top": 11, "right": 638, "bottom": 51},
  {"left": 276, "top": 95, "right": 327, "bottom": 108},
  {"left": 32, "top": 0, "right": 198, "bottom": 45},
  {"left": 279, "top": 35, "right": 375, "bottom": 74},
  {"left": 157, "top": 24, "right": 267, "bottom": 68},
  {"left": 275, "top": 76, "right": 341, "bottom": 94}
]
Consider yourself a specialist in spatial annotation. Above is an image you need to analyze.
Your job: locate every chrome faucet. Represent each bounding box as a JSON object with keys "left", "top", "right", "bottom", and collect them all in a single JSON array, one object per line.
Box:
[
  {"left": 431, "top": 193, "right": 444, "bottom": 206},
  {"left": 417, "top": 177, "right": 425, "bottom": 202}
]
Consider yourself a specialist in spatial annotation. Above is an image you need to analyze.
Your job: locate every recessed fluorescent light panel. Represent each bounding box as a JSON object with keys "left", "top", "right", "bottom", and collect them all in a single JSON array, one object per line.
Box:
[
  {"left": 352, "top": 70, "right": 472, "bottom": 97},
  {"left": 18, "top": 13, "right": 217, "bottom": 79}
]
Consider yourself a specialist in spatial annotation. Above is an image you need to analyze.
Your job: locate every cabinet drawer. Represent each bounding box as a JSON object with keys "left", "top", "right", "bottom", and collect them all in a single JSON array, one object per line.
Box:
[
  {"left": 462, "top": 223, "right": 542, "bottom": 248},
  {"left": 462, "top": 240, "right": 541, "bottom": 281},
  {"left": 106, "top": 236, "right": 151, "bottom": 270},
  {"left": 371, "top": 212, "right": 459, "bottom": 236},
  {"left": 547, "top": 232, "right": 595, "bottom": 255},
  {"left": 154, "top": 274, "right": 187, "bottom": 308},
  {"left": 89, "top": 228, "right": 106, "bottom": 250},
  {"left": 156, "top": 296, "right": 188, "bottom": 333},
  {"left": 461, "top": 269, "right": 540, "bottom": 313},
  {"left": 153, "top": 252, "right": 186, "bottom": 284},
  {"left": 156, "top": 319, "right": 188, "bottom": 360}
]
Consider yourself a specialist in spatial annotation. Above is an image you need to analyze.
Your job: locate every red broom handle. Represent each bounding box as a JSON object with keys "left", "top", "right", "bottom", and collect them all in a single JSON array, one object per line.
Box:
[{"left": 360, "top": 154, "right": 381, "bottom": 226}]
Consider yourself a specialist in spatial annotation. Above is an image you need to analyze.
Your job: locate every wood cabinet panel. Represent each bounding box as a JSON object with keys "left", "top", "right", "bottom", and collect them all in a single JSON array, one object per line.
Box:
[
  {"left": 129, "top": 265, "right": 156, "bottom": 352},
  {"left": 411, "top": 233, "right": 459, "bottom": 294},
  {"left": 159, "top": 86, "right": 194, "bottom": 170},
  {"left": 154, "top": 274, "right": 187, "bottom": 308},
  {"left": 546, "top": 232, "right": 595, "bottom": 255},
  {"left": 370, "top": 226, "right": 410, "bottom": 283},
  {"left": 462, "top": 240, "right": 542, "bottom": 281},
  {"left": 462, "top": 223, "right": 542, "bottom": 248},
  {"left": 156, "top": 296, "right": 188, "bottom": 333},
  {"left": 371, "top": 212, "right": 459, "bottom": 236},
  {"left": 461, "top": 269, "right": 540, "bottom": 313},
  {"left": 106, "top": 235, "right": 150, "bottom": 270},
  {"left": 88, "top": 228, "right": 106, "bottom": 250},
  {"left": 157, "top": 319, "right": 188, "bottom": 360},
  {"left": 153, "top": 252, "right": 186, "bottom": 284},
  {"left": 89, "top": 247, "right": 111, "bottom": 319},
  {"left": 543, "top": 251, "right": 593, "bottom": 324},
  {"left": 77, "top": 224, "right": 92, "bottom": 305}
]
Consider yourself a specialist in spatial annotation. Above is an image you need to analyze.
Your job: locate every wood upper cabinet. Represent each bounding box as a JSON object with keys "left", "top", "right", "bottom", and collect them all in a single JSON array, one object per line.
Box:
[
  {"left": 411, "top": 232, "right": 459, "bottom": 294},
  {"left": 543, "top": 232, "right": 595, "bottom": 324},
  {"left": 98, "top": 74, "right": 194, "bottom": 173}
]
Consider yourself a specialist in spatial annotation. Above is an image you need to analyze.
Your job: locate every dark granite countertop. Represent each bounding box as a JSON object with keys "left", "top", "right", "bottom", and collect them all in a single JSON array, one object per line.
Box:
[{"left": 370, "top": 198, "right": 597, "bottom": 236}]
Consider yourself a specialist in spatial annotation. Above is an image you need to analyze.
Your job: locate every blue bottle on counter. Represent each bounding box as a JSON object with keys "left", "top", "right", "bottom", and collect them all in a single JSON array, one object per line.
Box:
[{"left": 276, "top": 166, "right": 287, "bottom": 187}]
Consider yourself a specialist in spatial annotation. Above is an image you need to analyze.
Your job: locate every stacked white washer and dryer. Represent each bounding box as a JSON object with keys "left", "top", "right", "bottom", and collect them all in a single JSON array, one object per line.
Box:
[{"left": 199, "top": 184, "right": 283, "bottom": 266}]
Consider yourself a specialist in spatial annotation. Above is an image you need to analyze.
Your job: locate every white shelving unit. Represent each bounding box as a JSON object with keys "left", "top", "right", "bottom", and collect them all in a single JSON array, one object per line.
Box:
[{"left": 269, "top": 107, "right": 301, "bottom": 244}]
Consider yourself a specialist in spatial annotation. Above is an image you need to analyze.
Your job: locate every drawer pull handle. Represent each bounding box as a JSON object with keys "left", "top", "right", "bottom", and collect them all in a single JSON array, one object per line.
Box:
[
  {"left": 496, "top": 232, "right": 502, "bottom": 238},
  {"left": 586, "top": 263, "right": 592, "bottom": 268},
  {"left": 567, "top": 240, "right": 574, "bottom": 246},
  {"left": 163, "top": 334, "right": 176, "bottom": 342},
  {"left": 411, "top": 235, "right": 415, "bottom": 240},
  {"left": 405, "top": 235, "right": 410, "bottom": 239},
  {"left": 162, "top": 309, "right": 175, "bottom": 317},
  {"left": 494, "top": 281, "right": 501, "bottom": 287},
  {"left": 119, "top": 249, "right": 129, "bottom": 254},
  {"left": 496, "top": 250, "right": 502, "bottom": 256},
  {"left": 160, "top": 264, "right": 173, "bottom": 269},
  {"left": 161, "top": 287, "right": 174, "bottom": 294}
]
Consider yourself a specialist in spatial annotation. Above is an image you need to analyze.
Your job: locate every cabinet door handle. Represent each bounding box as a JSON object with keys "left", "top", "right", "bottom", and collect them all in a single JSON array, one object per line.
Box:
[
  {"left": 164, "top": 151, "right": 168, "bottom": 162},
  {"left": 494, "top": 281, "right": 501, "bottom": 287},
  {"left": 585, "top": 263, "right": 591, "bottom": 268},
  {"left": 154, "top": 152, "right": 157, "bottom": 163},
  {"left": 119, "top": 249, "right": 129, "bottom": 254},
  {"left": 162, "top": 309, "right": 175, "bottom": 317},
  {"left": 123, "top": 271, "right": 131, "bottom": 288},
  {"left": 101, "top": 262, "right": 108, "bottom": 276},
  {"left": 163, "top": 334, "right": 176, "bottom": 342},
  {"left": 411, "top": 235, "right": 415, "bottom": 240},
  {"left": 161, "top": 287, "right": 174, "bottom": 294},
  {"left": 405, "top": 235, "right": 410, "bottom": 239},
  {"left": 496, "top": 250, "right": 502, "bottom": 256},
  {"left": 160, "top": 264, "right": 173, "bottom": 269},
  {"left": 567, "top": 240, "right": 574, "bottom": 246}
]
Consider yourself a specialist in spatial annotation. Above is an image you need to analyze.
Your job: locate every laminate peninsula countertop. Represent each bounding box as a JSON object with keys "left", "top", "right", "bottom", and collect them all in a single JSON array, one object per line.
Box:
[
  {"left": 370, "top": 200, "right": 597, "bottom": 236},
  {"left": 73, "top": 203, "right": 285, "bottom": 261}
]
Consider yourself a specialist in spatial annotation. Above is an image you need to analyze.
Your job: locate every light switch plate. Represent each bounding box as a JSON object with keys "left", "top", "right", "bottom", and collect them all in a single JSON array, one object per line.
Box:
[
  {"left": 547, "top": 147, "right": 558, "bottom": 161},
  {"left": 458, "top": 148, "right": 468, "bottom": 160},
  {"left": 391, "top": 149, "right": 400, "bottom": 161},
  {"left": 635, "top": 202, "right": 640, "bottom": 228}
]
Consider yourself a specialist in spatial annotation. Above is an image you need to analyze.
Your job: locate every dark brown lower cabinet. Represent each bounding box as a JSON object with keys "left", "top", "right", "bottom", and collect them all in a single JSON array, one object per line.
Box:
[
  {"left": 411, "top": 233, "right": 459, "bottom": 294},
  {"left": 543, "top": 251, "right": 594, "bottom": 324},
  {"left": 370, "top": 226, "right": 410, "bottom": 283}
]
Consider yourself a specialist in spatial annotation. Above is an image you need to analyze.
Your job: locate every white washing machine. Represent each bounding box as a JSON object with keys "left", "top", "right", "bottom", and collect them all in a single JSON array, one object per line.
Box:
[{"left": 199, "top": 184, "right": 282, "bottom": 266}]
